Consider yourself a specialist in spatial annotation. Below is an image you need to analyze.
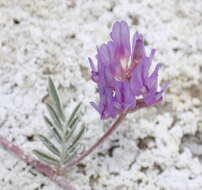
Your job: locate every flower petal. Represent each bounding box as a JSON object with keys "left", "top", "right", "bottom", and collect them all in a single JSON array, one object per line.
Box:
[
  {"left": 131, "top": 32, "right": 145, "bottom": 64},
  {"left": 130, "top": 59, "right": 146, "bottom": 95},
  {"left": 144, "top": 82, "right": 169, "bottom": 106},
  {"left": 114, "top": 81, "right": 136, "bottom": 111},
  {"left": 145, "top": 63, "right": 161, "bottom": 92},
  {"left": 110, "top": 21, "right": 131, "bottom": 59}
]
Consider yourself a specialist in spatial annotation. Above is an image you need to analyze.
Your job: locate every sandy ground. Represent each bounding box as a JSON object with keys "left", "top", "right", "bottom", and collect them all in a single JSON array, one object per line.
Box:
[{"left": 0, "top": 0, "right": 202, "bottom": 189}]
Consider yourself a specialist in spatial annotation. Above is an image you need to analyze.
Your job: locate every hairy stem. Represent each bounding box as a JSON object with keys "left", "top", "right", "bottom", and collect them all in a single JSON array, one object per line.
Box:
[
  {"left": 60, "top": 111, "right": 128, "bottom": 175},
  {"left": 0, "top": 135, "right": 76, "bottom": 190}
]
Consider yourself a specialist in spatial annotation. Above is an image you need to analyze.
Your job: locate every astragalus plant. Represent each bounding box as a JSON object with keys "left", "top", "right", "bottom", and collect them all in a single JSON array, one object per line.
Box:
[{"left": 0, "top": 21, "right": 168, "bottom": 190}]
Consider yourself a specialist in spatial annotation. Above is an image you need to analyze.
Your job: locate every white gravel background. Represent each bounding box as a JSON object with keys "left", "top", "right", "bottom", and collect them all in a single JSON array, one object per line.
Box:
[{"left": 0, "top": 0, "right": 202, "bottom": 189}]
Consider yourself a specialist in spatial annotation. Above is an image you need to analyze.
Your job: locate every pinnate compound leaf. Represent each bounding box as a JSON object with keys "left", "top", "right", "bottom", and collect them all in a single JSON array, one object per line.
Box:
[{"left": 35, "top": 78, "right": 85, "bottom": 171}]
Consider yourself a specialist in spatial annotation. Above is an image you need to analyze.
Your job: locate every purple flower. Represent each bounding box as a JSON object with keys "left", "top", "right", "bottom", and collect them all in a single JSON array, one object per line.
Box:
[{"left": 89, "top": 21, "right": 168, "bottom": 119}]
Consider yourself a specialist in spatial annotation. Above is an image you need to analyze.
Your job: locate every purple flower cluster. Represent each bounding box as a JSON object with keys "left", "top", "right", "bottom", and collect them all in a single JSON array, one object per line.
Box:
[{"left": 89, "top": 21, "right": 169, "bottom": 119}]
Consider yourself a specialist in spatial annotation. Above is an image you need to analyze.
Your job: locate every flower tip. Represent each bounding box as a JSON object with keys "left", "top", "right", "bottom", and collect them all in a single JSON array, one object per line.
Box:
[
  {"left": 113, "top": 20, "right": 127, "bottom": 26},
  {"left": 134, "top": 32, "right": 143, "bottom": 41},
  {"left": 88, "top": 57, "right": 91, "bottom": 62},
  {"left": 162, "top": 81, "right": 170, "bottom": 92},
  {"left": 150, "top": 49, "right": 156, "bottom": 59},
  {"left": 88, "top": 57, "right": 97, "bottom": 73},
  {"left": 90, "top": 101, "right": 100, "bottom": 113}
]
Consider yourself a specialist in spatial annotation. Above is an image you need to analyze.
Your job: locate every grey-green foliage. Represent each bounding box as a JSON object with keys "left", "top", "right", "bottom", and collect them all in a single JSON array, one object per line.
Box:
[{"left": 33, "top": 78, "right": 85, "bottom": 170}]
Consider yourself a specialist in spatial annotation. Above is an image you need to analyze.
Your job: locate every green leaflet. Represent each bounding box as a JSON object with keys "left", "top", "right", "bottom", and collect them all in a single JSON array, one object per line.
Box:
[
  {"left": 63, "top": 148, "right": 78, "bottom": 165},
  {"left": 46, "top": 103, "right": 63, "bottom": 130},
  {"left": 44, "top": 116, "right": 63, "bottom": 144},
  {"left": 65, "top": 117, "right": 78, "bottom": 141},
  {"left": 48, "top": 78, "right": 65, "bottom": 122},
  {"left": 68, "top": 116, "right": 79, "bottom": 130},
  {"left": 72, "top": 126, "right": 85, "bottom": 146},
  {"left": 66, "top": 126, "right": 85, "bottom": 153},
  {"left": 33, "top": 150, "right": 59, "bottom": 167},
  {"left": 67, "top": 103, "right": 81, "bottom": 126},
  {"left": 37, "top": 135, "right": 60, "bottom": 157}
]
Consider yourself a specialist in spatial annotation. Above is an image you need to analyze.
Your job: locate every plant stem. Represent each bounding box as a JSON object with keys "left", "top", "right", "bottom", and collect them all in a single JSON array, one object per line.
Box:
[
  {"left": 60, "top": 98, "right": 153, "bottom": 175},
  {"left": 0, "top": 135, "right": 76, "bottom": 190},
  {"left": 60, "top": 111, "right": 128, "bottom": 175}
]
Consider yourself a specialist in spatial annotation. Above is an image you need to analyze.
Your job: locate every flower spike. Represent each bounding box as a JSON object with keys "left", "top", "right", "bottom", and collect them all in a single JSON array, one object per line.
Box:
[{"left": 89, "top": 21, "right": 169, "bottom": 119}]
